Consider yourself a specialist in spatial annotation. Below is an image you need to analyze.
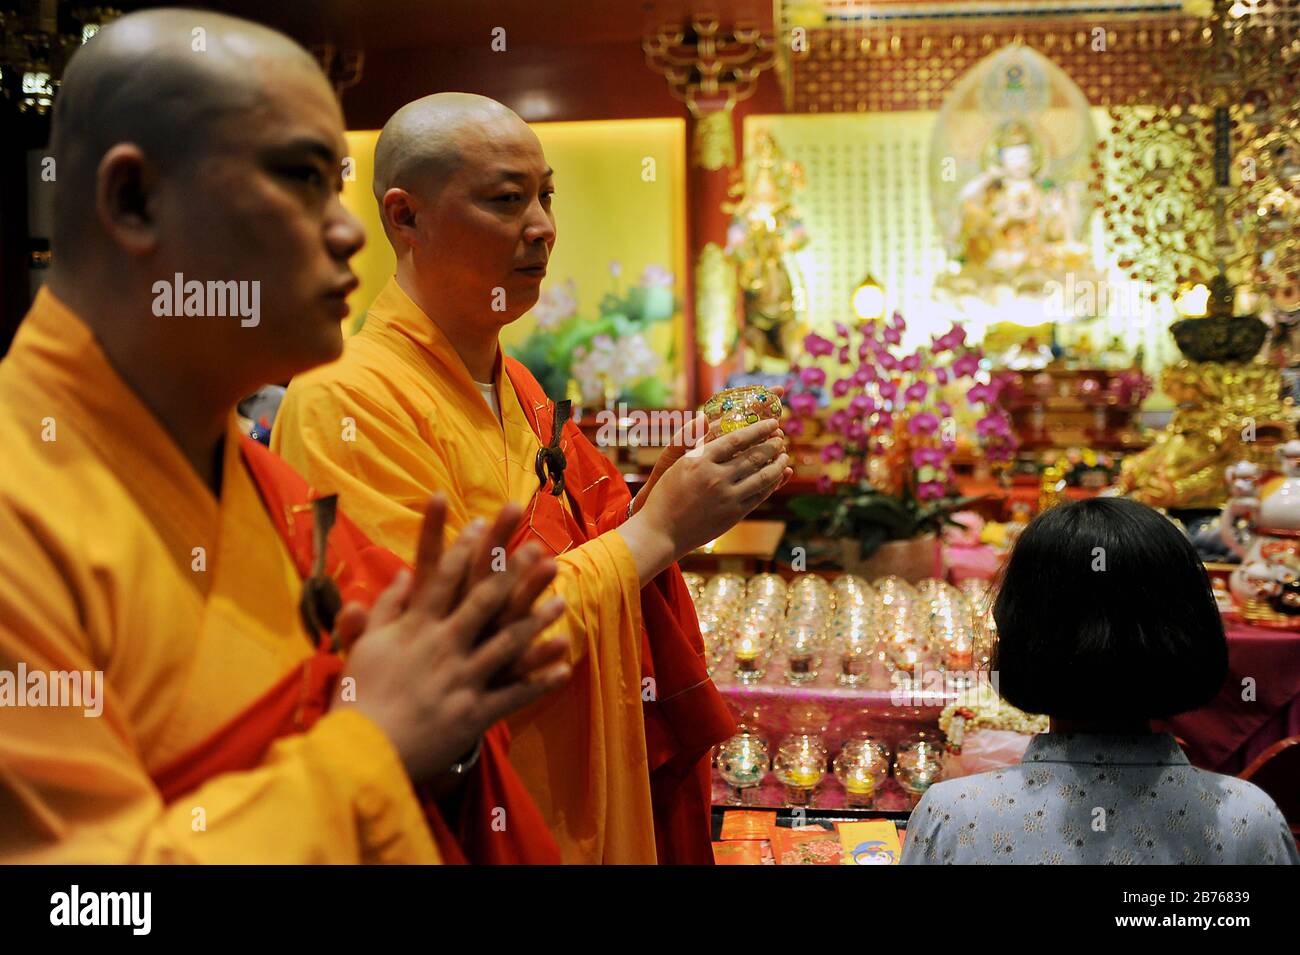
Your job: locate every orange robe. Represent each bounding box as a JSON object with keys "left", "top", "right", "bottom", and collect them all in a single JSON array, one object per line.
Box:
[
  {"left": 0, "top": 289, "right": 436, "bottom": 863},
  {"left": 223, "top": 436, "right": 561, "bottom": 865},
  {"left": 273, "top": 277, "right": 732, "bottom": 863}
]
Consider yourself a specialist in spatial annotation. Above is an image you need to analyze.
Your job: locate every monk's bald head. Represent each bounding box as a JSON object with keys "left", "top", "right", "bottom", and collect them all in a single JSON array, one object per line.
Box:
[
  {"left": 50, "top": 8, "right": 322, "bottom": 264},
  {"left": 372, "top": 91, "right": 554, "bottom": 326},
  {"left": 373, "top": 93, "right": 532, "bottom": 207},
  {"left": 44, "top": 7, "right": 366, "bottom": 396}
]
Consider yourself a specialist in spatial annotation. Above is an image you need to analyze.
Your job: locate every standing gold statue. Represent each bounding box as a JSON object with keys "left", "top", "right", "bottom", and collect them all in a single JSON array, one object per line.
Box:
[{"left": 724, "top": 130, "right": 808, "bottom": 371}]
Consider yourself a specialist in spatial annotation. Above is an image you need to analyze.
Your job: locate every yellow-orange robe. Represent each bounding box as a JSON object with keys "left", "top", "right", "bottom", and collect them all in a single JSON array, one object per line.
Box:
[
  {"left": 273, "top": 277, "right": 657, "bottom": 864},
  {"left": 0, "top": 288, "right": 438, "bottom": 863}
]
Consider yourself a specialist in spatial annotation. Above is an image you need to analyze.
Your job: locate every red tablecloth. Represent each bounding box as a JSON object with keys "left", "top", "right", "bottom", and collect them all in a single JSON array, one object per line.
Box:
[{"left": 1158, "top": 619, "right": 1300, "bottom": 773}]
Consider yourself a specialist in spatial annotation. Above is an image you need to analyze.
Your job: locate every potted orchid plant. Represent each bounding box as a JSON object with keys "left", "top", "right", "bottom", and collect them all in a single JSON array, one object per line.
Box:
[{"left": 783, "top": 312, "right": 1017, "bottom": 579}]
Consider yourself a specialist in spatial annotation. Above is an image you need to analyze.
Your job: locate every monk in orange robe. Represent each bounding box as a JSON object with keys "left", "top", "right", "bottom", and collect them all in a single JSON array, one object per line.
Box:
[
  {"left": 273, "top": 93, "right": 793, "bottom": 863},
  {"left": 0, "top": 12, "right": 570, "bottom": 863}
]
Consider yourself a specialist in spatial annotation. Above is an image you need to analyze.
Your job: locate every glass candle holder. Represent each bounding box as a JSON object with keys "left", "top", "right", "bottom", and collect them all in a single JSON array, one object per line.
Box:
[
  {"left": 873, "top": 576, "right": 917, "bottom": 638},
  {"left": 882, "top": 621, "right": 930, "bottom": 675},
  {"left": 832, "top": 606, "right": 877, "bottom": 686},
  {"left": 702, "top": 385, "right": 783, "bottom": 435},
  {"left": 703, "top": 572, "right": 747, "bottom": 608},
  {"left": 773, "top": 734, "right": 827, "bottom": 806},
  {"left": 746, "top": 572, "right": 788, "bottom": 602},
  {"left": 832, "top": 574, "right": 874, "bottom": 609},
  {"left": 732, "top": 629, "right": 768, "bottom": 684},
  {"left": 788, "top": 572, "right": 834, "bottom": 607},
  {"left": 698, "top": 615, "right": 731, "bottom": 676},
  {"left": 959, "top": 580, "right": 998, "bottom": 671},
  {"left": 833, "top": 736, "right": 891, "bottom": 808},
  {"left": 943, "top": 637, "right": 976, "bottom": 689},
  {"left": 740, "top": 600, "right": 784, "bottom": 656},
  {"left": 875, "top": 577, "right": 928, "bottom": 674},
  {"left": 716, "top": 731, "right": 770, "bottom": 805},
  {"left": 895, "top": 732, "right": 946, "bottom": 807},
  {"left": 917, "top": 584, "right": 975, "bottom": 678},
  {"left": 787, "top": 589, "right": 832, "bottom": 644},
  {"left": 781, "top": 622, "right": 822, "bottom": 685}
]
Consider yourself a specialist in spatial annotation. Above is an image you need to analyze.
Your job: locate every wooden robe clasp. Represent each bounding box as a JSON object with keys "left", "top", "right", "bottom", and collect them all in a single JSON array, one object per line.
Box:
[
  {"left": 534, "top": 399, "right": 571, "bottom": 498},
  {"left": 299, "top": 494, "right": 343, "bottom": 650}
]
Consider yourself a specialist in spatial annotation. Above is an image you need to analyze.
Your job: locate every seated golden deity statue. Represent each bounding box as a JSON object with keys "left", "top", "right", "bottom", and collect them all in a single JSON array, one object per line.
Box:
[
  {"left": 945, "top": 120, "right": 1091, "bottom": 297},
  {"left": 1116, "top": 361, "right": 1292, "bottom": 509}
]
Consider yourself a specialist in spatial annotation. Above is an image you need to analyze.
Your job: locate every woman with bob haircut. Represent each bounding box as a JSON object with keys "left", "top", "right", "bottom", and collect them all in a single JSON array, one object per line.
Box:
[{"left": 901, "top": 497, "right": 1297, "bottom": 864}]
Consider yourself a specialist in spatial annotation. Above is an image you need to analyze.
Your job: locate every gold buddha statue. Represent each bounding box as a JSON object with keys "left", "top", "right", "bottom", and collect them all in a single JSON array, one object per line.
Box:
[
  {"left": 725, "top": 130, "right": 808, "bottom": 370},
  {"left": 945, "top": 120, "right": 1092, "bottom": 297}
]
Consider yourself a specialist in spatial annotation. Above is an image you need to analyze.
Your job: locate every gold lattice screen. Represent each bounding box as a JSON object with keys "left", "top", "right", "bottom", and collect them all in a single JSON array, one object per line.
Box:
[{"left": 744, "top": 112, "right": 944, "bottom": 330}]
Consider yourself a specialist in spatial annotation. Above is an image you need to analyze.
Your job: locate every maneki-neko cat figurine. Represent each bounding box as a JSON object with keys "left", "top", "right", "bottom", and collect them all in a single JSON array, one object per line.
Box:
[{"left": 1221, "top": 443, "right": 1300, "bottom": 626}]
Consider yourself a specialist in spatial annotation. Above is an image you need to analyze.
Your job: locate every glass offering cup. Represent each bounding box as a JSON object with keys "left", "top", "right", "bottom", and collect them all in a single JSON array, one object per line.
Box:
[
  {"left": 747, "top": 572, "right": 788, "bottom": 602},
  {"left": 716, "top": 731, "right": 771, "bottom": 805},
  {"left": 833, "top": 610, "right": 878, "bottom": 686},
  {"left": 895, "top": 732, "right": 946, "bottom": 808},
  {"left": 781, "top": 621, "right": 822, "bottom": 685},
  {"left": 701, "top": 385, "right": 783, "bottom": 435},
  {"left": 789, "top": 572, "right": 834, "bottom": 605},
  {"left": 959, "top": 579, "right": 998, "bottom": 671},
  {"left": 732, "top": 629, "right": 769, "bottom": 684},
  {"left": 698, "top": 614, "right": 731, "bottom": 675},
  {"left": 873, "top": 576, "right": 918, "bottom": 651},
  {"left": 832, "top": 574, "right": 873, "bottom": 608},
  {"left": 940, "top": 622, "right": 977, "bottom": 688},
  {"left": 833, "top": 736, "right": 891, "bottom": 808},
  {"left": 915, "top": 585, "right": 975, "bottom": 681},
  {"left": 773, "top": 734, "right": 828, "bottom": 806},
  {"left": 703, "top": 572, "right": 747, "bottom": 608},
  {"left": 741, "top": 601, "right": 784, "bottom": 655},
  {"left": 882, "top": 624, "right": 929, "bottom": 675}
]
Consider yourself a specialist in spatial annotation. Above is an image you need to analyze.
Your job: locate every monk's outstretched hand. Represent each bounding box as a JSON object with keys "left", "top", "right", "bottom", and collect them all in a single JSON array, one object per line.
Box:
[
  {"left": 616, "top": 417, "right": 791, "bottom": 585},
  {"left": 632, "top": 387, "right": 792, "bottom": 517},
  {"left": 331, "top": 495, "right": 570, "bottom": 782}
]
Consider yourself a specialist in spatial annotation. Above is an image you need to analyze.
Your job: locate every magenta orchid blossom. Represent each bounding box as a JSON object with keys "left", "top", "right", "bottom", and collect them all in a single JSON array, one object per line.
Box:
[
  {"left": 783, "top": 312, "right": 1017, "bottom": 504},
  {"left": 800, "top": 366, "right": 827, "bottom": 388},
  {"left": 803, "top": 332, "right": 835, "bottom": 357}
]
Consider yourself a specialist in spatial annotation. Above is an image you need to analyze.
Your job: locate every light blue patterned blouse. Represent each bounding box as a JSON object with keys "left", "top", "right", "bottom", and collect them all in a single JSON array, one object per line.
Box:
[{"left": 900, "top": 733, "right": 1298, "bottom": 865}]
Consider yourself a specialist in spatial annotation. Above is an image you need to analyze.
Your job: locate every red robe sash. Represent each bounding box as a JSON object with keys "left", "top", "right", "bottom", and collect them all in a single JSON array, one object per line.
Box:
[
  {"left": 149, "top": 436, "right": 562, "bottom": 865},
  {"left": 504, "top": 358, "right": 735, "bottom": 864}
]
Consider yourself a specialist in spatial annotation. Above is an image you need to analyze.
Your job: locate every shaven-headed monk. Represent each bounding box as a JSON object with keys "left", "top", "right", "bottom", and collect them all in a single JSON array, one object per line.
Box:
[
  {"left": 0, "top": 13, "right": 572, "bottom": 863},
  {"left": 273, "top": 92, "right": 792, "bottom": 863}
]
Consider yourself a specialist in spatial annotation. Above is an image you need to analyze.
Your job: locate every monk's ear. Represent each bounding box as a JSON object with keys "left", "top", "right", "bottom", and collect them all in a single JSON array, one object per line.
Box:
[
  {"left": 381, "top": 187, "right": 421, "bottom": 247},
  {"left": 95, "top": 143, "right": 159, "bottom": 257}
]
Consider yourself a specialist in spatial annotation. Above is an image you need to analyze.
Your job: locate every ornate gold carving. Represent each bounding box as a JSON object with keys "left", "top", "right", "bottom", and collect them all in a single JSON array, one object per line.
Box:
[
  {"left": 1097, "top": 0, "right": 1300, "bottom": 305},
  {"left": 774, "top": 11, "right": 1203, "bottom": 113},
  {"left": 691, "top": 104, "right": 736, "bottom": 171},
  {"left": 644, "top": 16, "right": 776, "bottom": 169}
]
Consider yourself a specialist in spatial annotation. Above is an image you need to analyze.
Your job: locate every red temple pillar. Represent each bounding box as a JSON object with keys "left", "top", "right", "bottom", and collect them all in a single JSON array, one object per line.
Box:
[{"left": 682, "top": 77, "right": 784, "bottom": 406}]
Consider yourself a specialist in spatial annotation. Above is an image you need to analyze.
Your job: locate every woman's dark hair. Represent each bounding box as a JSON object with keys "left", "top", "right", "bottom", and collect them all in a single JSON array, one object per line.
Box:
[{"left": 991, "top": 497, "right": 1228, "bottom": 720}]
